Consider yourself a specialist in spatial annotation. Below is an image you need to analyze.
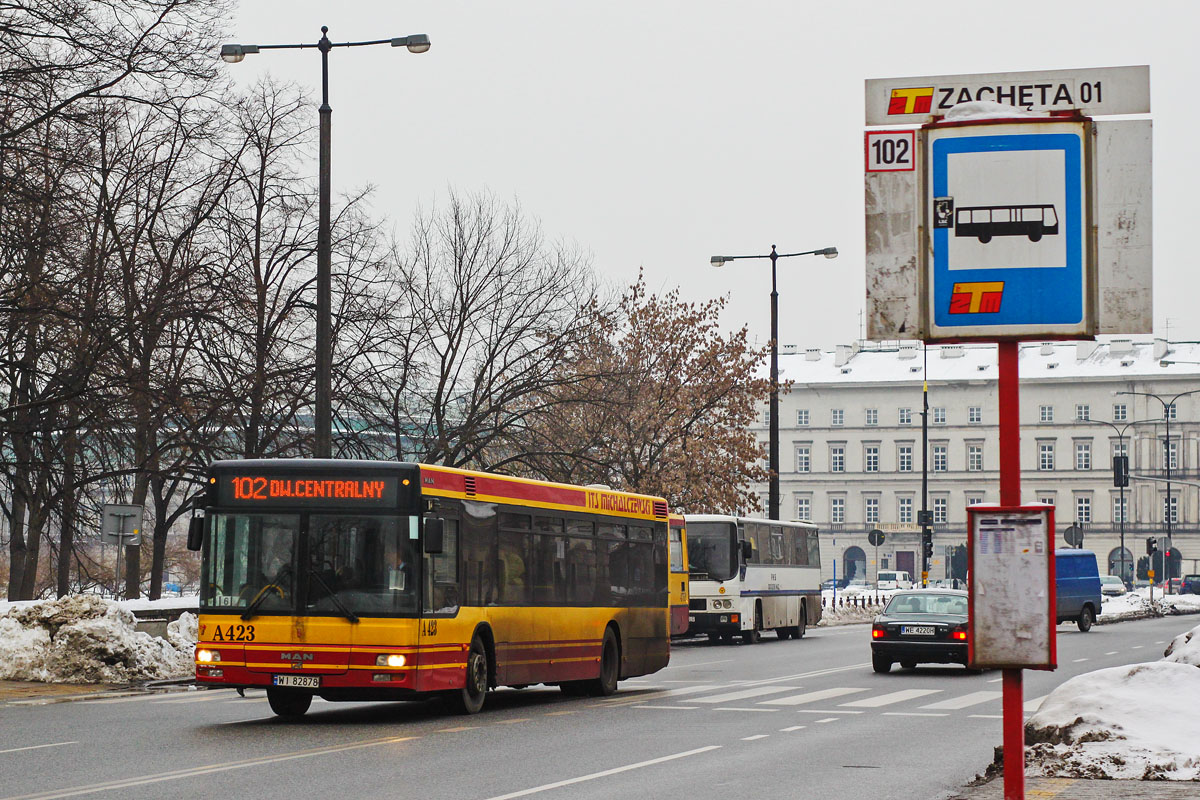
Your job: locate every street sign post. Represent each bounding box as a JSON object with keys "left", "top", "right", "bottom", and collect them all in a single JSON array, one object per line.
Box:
[{"left": 101, "top": 504, "right": 142, "bottom": 600}]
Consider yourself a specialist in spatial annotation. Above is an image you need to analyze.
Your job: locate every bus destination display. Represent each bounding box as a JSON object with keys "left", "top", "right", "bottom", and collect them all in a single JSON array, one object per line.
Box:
[{"left": 216, "top": 474, "right": 400, "bottom": 507}]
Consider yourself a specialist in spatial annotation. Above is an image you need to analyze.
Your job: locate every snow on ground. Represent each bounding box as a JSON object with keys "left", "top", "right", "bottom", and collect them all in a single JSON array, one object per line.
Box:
[
  {"left": 1099, "top": 588, "right": 1200, "bottom": 623},
  {"left": 1024, "top": 618, "right": 1200, "bottom": 781},
  {"left": 0, "top": 596, "right": 196, "bottom": 684}
]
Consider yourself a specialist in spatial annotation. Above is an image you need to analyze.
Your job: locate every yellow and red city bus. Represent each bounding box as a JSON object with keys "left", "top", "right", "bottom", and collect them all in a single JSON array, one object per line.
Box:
[
  {"left": 189, "top": 459, "right": 671, "bottom": 717},
  {"left": 668, "top": 514, "right": 689, "bottom": 636}
]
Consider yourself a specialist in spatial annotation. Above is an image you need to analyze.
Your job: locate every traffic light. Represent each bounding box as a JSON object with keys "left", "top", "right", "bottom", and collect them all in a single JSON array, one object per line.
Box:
[
  {"left": 1113, "top": 455, "right": 1129, "bottom": 487},
  {"left": 922, "top": 533, "right": 934, "bottom": 561},
  {"left": 1147, "top": 536, "right": 1158, "bottom": 555}
]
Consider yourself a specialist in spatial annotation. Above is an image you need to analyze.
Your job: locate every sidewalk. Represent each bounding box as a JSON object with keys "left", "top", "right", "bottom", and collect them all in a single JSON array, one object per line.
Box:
[{"left": 947, "top": 775, "right": 1200, "bottom": 799}]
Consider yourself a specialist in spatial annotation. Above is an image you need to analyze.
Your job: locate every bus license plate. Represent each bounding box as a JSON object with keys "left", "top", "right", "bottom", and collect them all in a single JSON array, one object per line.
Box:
[
  {"left": 902, "top": 626, "right": 935, "bottom": 636},
  {"left": 273, "top": 674, "right": 320, "bottom": 688}
]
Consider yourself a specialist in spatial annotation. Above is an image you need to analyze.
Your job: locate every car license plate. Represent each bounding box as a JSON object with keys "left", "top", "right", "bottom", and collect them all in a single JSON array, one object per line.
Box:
[
  {"left": 272, "top": 674, "right": 320, "bottom": 689},
  {"left": 902, "top": 625, "right": 935, "bottom": 636}
]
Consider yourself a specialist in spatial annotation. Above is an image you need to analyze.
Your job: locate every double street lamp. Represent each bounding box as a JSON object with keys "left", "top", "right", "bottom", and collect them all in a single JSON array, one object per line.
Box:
[
  {"left": 1086, "top": 416, "right": 1159, "bottom": 586},
  {"left": 1115, "top": 387, "right": 1200, "bottom": 591},
  {"left": 220, "top": 27, "right": 431, "bottom": 458},
  {"left": 710, "top": 244, "right": 839, "bottom": 520}
]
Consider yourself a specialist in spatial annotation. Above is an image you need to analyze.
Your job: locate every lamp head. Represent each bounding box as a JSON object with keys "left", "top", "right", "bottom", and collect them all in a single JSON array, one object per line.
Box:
[
  {"left": 820, "top": 247, "right": 839, "bottom": 259},
  {"left": 219, "top": 44, "right": 258, "bottom": 63},
  {"left": 392, "top": 34, "right": 431, "bottom": 53},
  {"left": 710, "top": 256, "right": 727, "bottom": 268}
]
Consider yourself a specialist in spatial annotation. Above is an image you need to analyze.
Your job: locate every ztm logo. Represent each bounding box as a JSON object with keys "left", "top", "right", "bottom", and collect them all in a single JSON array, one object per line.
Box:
[
  {"left": 950, "top": 282, "right": 1004, "bottom": 314},
  {"left": 888, "top": 87, "right": 934, "bottom": 115}
]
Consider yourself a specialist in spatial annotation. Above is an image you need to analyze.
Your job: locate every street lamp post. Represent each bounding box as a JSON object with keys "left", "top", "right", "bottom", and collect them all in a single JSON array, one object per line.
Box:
[
  {"left": 220, "top": 27, "right": 430, "bottom": 458},
  {"left": 1087, "top": 416, "right": 1159, "bottom": 587},
  {"left": 1115, "top": 387, "right": 1200, "bottom": 592},
  {"left": 710, "top": 244, "right": 838, "bottom": 520}
]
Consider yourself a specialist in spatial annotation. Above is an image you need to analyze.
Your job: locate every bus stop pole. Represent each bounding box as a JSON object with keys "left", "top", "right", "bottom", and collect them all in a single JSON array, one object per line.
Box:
[{"left": 997, "top": 340, "right": 1024, "bottom": 800}]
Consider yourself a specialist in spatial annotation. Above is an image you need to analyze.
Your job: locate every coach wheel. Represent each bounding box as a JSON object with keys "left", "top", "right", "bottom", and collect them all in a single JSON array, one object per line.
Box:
[
  {"left": 872, "top": 653, "right": 892, "bottom": 674},
  {"left": 978, "top": 235, "right": 992, "bottom": 244},
  {"left": 451, "top": 634, "right": 489, "bottom": 714},
  {"left": 775, "top": 628, "right": 790, "bottom": 640},
  {"left": 588, "top": 628, "right": 620, "bottom": 696},
  {"left": 1076, "top": 605, "right": 1094, "bottom": 633},
  {"left": 742, "top": 605, "right": 762, "bottom": 644},
  {"left": 559, "top": 681, "right": 589, "bottom": 696},
  {"left": 266, "top": 688, "right": 312, "bottom": 718},
  {"left": 795, "top": 605, "right": 807, "bottom": 639}
]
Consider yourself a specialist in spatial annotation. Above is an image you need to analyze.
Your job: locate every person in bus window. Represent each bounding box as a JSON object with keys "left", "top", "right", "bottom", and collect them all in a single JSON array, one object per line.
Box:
[{"left": 391, "top": 545, "right": 414, "bottom": 593}]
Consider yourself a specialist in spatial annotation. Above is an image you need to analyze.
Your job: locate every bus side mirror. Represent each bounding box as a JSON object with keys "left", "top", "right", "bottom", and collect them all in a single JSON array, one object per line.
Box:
[
  {"left": 741, "top": 540, "right": 753, "bottom": 559},
  {"left": 424, "top": 518, "right": 444, "bottom": 554},
  {"left": 187, "top": 517, "right": 204, "bottom": 551}
]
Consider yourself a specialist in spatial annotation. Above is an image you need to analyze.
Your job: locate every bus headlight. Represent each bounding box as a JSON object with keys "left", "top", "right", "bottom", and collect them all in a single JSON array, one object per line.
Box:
[
  {"left": 376, "top": 654, "right": 406, "bottom": 668},
  {"left": 196, "top": 649, "right": 220, "bottom": 663}
]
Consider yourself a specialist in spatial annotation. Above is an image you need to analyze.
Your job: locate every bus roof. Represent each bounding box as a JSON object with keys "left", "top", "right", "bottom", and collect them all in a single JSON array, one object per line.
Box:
[{"left": 683, "top": 514, "right": 817, "bottom": 529}]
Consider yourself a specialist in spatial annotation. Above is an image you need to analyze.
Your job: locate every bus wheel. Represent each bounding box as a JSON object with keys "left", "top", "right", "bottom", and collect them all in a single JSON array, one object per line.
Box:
[
  {"left": 266, "top": 688, "right": 312, "bottom": 718},
  {"left": 588, "top": 628, "right": 620, "bottom": 696},
  {"left": 742, "top": 606, "right": 762, "bottom": 644},
  {"left": 795, "top": 607, "right": 807, "bottom": 639},
  {"left": 451, "top": 634, "right": 489, "bottom": 714},
  {"left": 775, "top": 628, "right": 790, "bottom": 640},
  {"left": 559, "top": 681, "right": 589, "bottom": 696}
]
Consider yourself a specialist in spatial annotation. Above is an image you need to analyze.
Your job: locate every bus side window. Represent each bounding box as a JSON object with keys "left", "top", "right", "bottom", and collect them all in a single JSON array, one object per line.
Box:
[
  {"left": 461, "top": 502, "right": 497, "bottom": 606},
  {"left": 424, "top": 519, "right": 459, "bottom": 613}
]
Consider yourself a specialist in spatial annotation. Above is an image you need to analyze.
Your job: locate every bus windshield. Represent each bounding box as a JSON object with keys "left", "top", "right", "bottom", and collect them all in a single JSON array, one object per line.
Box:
[
  {"left": 685, "top": 521, "right": 738, "bottom": 582},
  {"left": 200, "top": 512, "right": 421, "bottom": 616}
]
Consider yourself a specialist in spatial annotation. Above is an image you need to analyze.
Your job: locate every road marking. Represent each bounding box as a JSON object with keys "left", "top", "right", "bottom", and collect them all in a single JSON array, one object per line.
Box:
[
  {"left": 741, "top": 735, "right": 769, "bottom": 741},
  {"left": 1105, "top": 651, "right": 1119, "bottom": 655},
  {"left": 694, "top": 686, "right": 801, "bottom": 704},
  {"left": 715, "top": 707, "right": 778, "bottom": 712},
  {"left": 987, "top": 677, "right": 1002, "bottom": 683},
  {"left": 883, "top": 712, "right": 947, "bottom": 717},
  {"left": 1024, "top": 695, "right": 1048, "bottom": 712},
  {"left": 1072, "top": 658, "right": 1089, "bottom": 663},
  {"left": 77, "top": 695, "right": 155, "bottom": 705},
  {"left": 761, "top": 687, "right": 869, "bottom": 706},
  {"left": 0, "top": 742, "right": 77, "bottom": 755},
  {"left": 920, "top": 691, "right": 1002, "bottom": 710},
  {"left": 779, "top": 725, "right": 806, "bottom": 732},
  {"left": 969, "top": 714, "right": 1004, "bottom": 719},
  {"left": 732, "top": 663, "right": 873, "bottom": 688},
  {"left": 1132, "top": 645, "right": 1144, "bottom": 649},
  {"left": 814, "top": 717, "right": 838, "bottom": 724},
  {"left": 0, "top": 735, "right": 417, "bottom": 799},
  {"left": 542, "top": 710, "right": 575, "bottom": 716},
  {"left": 840, "top": 689, "right": 941, "bottom": 708},
  {"left": 600, "top": 684, "right": 723, "bottom": 707},
  {"left": 493, "top": 718, "right": 530, "bottom": 725},
  {"left": 1155, "top": 641, "right": 1165, "bottom": 645},
  {"left": 479, "top": 746, "right": 722, "bottom": 800},
  {"left": 796, "top": 709, "right": 863, "bottom": 715},
  {"left": 633, "top": 705, "right": 698, "bottom": 710},
  {"left": 662, "top": 660, "right": 732, "bottom": 669},
  {"left": 438, "top": 726, "right": 480, "bottom": 732},
  {"left": 155, "top": 693, "right": 232, "bottom": 704}
]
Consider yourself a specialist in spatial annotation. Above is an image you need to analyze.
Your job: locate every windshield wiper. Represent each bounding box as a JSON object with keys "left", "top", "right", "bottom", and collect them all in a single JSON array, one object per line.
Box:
[
  {"left": 240, "top": 584, "right": 284, "bottom": 621},
  {"left": 308, "top": 571, "right": 359, "bottom": 623}
]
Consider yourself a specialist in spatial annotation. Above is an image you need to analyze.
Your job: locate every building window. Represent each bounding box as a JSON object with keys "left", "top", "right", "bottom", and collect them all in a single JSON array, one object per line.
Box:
[
  {"left": 1039, "top": 442, "right": 1055, "bottom": 471},
  {"left": 932, "top": 407, "right": 946, "bottom": 424},
  {"left": 967, "top": 495, "right": 985, "bottom": 506},
  {"left": 865, "top": 408, "right": 878, "bottom": 426},
  {"left": 898, "top": 445, "right": 913, "bottom": 472},
  {"left": 864, "top": 497, "right": 880, "bottom": 524},
  {"left": 1112, "top": 403, "right": 1127, "bottom": 422},
  {"left": 1037, "top": 494, "right": 1055, "bottom": 507},
  {"left": 796, "top": 409, "right": 809, "bottom": 426},
  {"left": 1164, "top": 495, "right": 1179, "bottom": 524},
  {"left": 968, "top": 406, "right": 982, "bottom": 424},
  {"left": 1112, "top": 440, "right": 1128, "bottom": 459},
  {"left": 1167, "top": 402, "right": 1177, "bottom": 421},
  {"left": 830, "top": 446, "right": 845, "bottom": 473},
  {"left": 1075, "top": 442, "right": 1092, "bottom": 471},
  {"left": 1075, "top": 403, "right": 1090, "bottom": 421},
  {"left": 796, "top": 497, "right": 811, "bottom": 521},
  {"left": 864, "top": 445, "right": 879, "bottom": 473},
  {"left": 898, "top": 408, "right": 912, "bottom": 425},
  {"left": 1112, "top": 496, "right": 1128, "bottom": 524},
  {"left": 1163, "top": 440, "right": 1179, "bottom": 470},
  {"left": 898, "top": 496, "right": 913, "bottom": 524},
  {"left": 831, "top": 408, "right": 844, "bottom": 426},
  {"left": 795, "top": 446, "right": 811, "bottom": 473},
  {"left": 1039, "top": 405, "right": 1054, "bottom": 423},
  {"left": 933, "top": 497, "right": 948, "bottom": 523},
  {"left": 967, "top": 444, "right": 983, "bottom": 472},
  {"left": 830, "top": 497, "right": 845, "bottom": 524},
  {"left": 932, "top": 445, "right": 948, "bottom": 473},
  {"left": 1075, "top": 495, "right": 1092, "bottom": 524}
]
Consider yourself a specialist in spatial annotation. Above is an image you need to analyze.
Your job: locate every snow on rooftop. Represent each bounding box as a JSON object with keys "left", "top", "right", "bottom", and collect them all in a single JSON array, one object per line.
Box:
[{"left": 775, "top": 340, "right": 1200, "bottom": 386}]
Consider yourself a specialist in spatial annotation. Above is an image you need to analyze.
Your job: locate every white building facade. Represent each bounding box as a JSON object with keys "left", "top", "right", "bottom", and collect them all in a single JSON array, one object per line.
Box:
[{"left": 752, "top": 339, "right": 1200, "bottom": 587}]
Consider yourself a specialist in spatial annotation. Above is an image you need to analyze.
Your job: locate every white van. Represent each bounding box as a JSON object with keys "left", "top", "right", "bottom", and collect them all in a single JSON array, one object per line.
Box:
[{"left": 876, "top": 570, "right": 913, "bottom": 590}]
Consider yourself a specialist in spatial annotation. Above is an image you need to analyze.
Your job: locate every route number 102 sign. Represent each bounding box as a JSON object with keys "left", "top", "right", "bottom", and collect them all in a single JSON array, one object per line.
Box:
[{"left": 865, "top": 130, "right": 915, "bottom": 172}]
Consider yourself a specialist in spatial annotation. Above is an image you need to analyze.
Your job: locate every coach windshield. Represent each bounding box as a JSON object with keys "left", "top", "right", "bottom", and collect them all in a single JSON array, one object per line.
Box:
[{"left": 685, "top": 520, "right": 738, "bottom": 582}]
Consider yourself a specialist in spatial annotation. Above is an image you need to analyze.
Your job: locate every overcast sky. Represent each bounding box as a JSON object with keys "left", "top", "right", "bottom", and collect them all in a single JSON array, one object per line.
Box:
[{"left": 224, "top": 1, "right": 1197, "bottom": 353}]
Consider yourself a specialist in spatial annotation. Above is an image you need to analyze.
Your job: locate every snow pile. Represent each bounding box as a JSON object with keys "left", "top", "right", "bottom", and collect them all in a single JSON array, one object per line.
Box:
[
  {"left": 1098, "top": 591, "right": 1158, "bottom": 623},
  {"left": 0, "top": 596, "right": 196, "bottom": 684},
  {"left": 1163, "top": 593, "right": 1200, "bottom": 615},
  {"left": 818, "top": 600, "right": 884, "bottom": 627},
  {"left": 1024, "top": 620, "right": 1200, "bottom": 780}
]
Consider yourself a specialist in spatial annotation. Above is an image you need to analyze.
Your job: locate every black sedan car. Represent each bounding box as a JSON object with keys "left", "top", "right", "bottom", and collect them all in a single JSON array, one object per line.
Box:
[{"left": 871, "top": 589, "right": 971, "bottom": 673}]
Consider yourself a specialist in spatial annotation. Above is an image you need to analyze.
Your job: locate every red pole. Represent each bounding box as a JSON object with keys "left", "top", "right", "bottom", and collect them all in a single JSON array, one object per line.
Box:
[{"left": 997, "top": 340, "right": 1024, "bottom": 800}]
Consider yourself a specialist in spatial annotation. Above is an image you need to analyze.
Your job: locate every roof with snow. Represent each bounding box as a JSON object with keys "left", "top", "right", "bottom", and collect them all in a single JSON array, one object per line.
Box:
[{"left": 778, "top": 339, "right": 1200, "bottom": 386}]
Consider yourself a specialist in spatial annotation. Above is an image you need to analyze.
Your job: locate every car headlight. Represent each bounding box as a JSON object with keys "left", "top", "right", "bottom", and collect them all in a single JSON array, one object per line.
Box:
[
  {"left": 376, "top": 654, "right": 406, "bottom": 668},
  {"left": 196, "top": 648, "right": 220, "bottom": 663}
]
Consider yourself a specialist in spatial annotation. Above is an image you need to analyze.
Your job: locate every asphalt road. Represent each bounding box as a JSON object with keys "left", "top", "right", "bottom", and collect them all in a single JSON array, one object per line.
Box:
[{"left": 0, "top": 615, "right": 1192, "bottom": 800}]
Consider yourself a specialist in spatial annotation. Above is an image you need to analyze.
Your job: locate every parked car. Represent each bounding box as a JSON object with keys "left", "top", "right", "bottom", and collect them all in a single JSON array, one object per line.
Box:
[
  {"left": 1182, "top": 575, "right": 1200, "bottom": 595},
  {"left": 821, "top": 578, "right": 849, "bottom": 591},
  {"left": 870, "top": 589, "right": 971, "bottom": 673},
  {"left": 1056, "top": 549, "right": 1102, "bottom": 631},
  {"left": 1165, "top": 577, "right": 1183, "bottom": 593},
  {"left": 842, "top": 579, "right": 873, "bottom": 594},
  {"left": 1099, "top": 575, "right": 1127, "bottom": 597},
  {"left": 876, "top": 570, "right": 914, "bottom": 590}
]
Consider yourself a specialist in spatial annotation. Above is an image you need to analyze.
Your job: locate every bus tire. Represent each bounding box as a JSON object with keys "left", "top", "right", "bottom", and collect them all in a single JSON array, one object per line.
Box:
[
  {"left": 588, "top": 627, "right": 620, "bottom": 696},
  {"left": 266, "top": 688, "right": 312, "bottom": 718},
  {"left": 450, "top": 634, "right": 490, "bottom": 714},
  {"left": 742, "top": 604, "right": 762, "bottom": 644},
  {"left": 775, "top": 628, "right": 790, "bottom": 640},
  {"left": 795, "top": 604, "right": 807, "bottom": 639},
  {"left": 559, "top": 681, "right": 589, "bottom": 696}
]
